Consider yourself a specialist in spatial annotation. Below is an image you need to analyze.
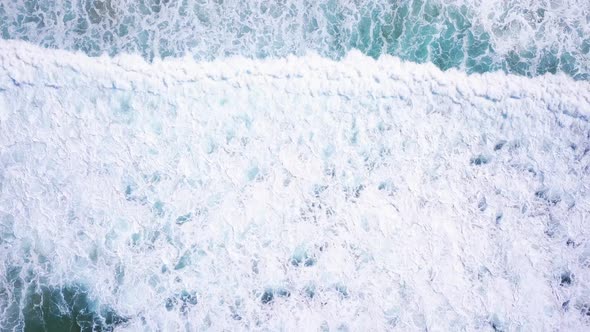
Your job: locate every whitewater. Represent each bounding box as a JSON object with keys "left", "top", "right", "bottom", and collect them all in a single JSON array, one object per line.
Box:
[
  {"left": 0, "top": 39, "right": 589, "bottom": 331},
  {"left": 1, "top": 0, "right": 590, "bottom": 331}
]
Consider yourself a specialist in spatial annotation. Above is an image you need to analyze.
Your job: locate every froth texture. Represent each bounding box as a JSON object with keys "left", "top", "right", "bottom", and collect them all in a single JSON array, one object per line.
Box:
[
  {"left": 0, "top": 40, "right": 590, "bottom": 330},
  {"left": 1, "top": 0, "right": 589, "bottom": 79}
]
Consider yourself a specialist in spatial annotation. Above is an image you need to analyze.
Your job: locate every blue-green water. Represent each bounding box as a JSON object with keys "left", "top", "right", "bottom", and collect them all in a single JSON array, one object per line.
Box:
[
  {"left": 1, "top": 0, "right": 589, "bottom": 79},
  {"left": 2, "top": 266, "right": 125, "bottom": 332}
]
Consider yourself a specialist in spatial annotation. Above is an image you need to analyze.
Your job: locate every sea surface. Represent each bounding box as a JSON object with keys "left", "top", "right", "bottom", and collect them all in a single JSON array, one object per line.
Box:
[
  {"left": 1, "top": 1, "right": 589, "bottom": 331},
  {"left": 2, "top": 0, "right": 590, "bottom": 79}
]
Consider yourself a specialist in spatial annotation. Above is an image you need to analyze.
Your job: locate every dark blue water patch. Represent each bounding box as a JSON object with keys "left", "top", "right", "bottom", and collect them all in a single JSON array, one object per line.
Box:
[
  {"left": 378, "top": 180, "right": 397, "bottom": 197},
  {"left": 260, "top": 287, "right": 290, "bottom": 305},
  {"left": 124, "top": 184, "right": 133, "bottom": 200},
  {"left": 560, "top": 270, "right": 575, "bottom": 287},
  {"left": 333, "top": 283, "right": 349, "bottom": 299},
  {"left": 304, "top": 284, "right": 317, "bottom": 299},
  {"left": 292, "top": 255, "right": 316, "bottom": 267},
  {"left": 470, "top": 155, "right": 489, "bottom": 166},
  {"left": 494, "top": 140, "right": 507, "bottom": 151},
  {"left": 2, "top": 266, "right": 25, "bottom": 329},
  {"left": 2, "top": 279, "right": 128, "bottom": 332},
  {"left": 27, "top": 285, "right": 126, "bottom": 331},
  {"left": 290, "top": 247, "right": 317, "bottom": 267},
  {"left": 478, "top": 197, "right": 487, "bottom": 211},
  {"left": 260, "top": 288, "right": 274, "bottom": 305},
  {"left": 562, "top": 300, "right": 570, "bottom": 311},
  {"left": 495, "top": 212, "right": 503, "bottom": 224},
  {"left": 165, "top": 290, "right": 198, "bottom": 314},
  {"left": 488, "top": 314, "right": 505, "bottom": 332},
  {"left": 534, "top": 188, "right": 561, "bottom": 205}
]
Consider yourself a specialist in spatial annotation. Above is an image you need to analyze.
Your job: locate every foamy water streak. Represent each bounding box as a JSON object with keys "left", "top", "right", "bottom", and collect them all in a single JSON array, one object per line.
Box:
[
  {"left": 1, "top": 0, "right": 589, "bottom": 79},
  {"left": 0, "top": 40, "right": 590, "bottom": 330}
]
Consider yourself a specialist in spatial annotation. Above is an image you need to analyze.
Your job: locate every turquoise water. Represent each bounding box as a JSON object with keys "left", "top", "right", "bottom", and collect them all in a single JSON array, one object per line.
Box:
[{"left": 1, "top": 0, "right": 589, "bottom": 79}]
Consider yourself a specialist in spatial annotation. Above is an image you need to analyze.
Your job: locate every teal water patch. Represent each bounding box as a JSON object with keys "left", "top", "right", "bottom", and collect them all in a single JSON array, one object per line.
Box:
[
  {"left": 165, "top": 290, "right": 198, "bottom": 313},
  {"left": 290, "top": 245, "right": 316, "bottom": 267},
  {"left": 1, "top": 268, "right": 127, "bottom": 331},
  {"left": 23, "top": 286, "right": 126, "bottom": 331},
  {"left": 1, "top": 0, "right": 588, "bottom": 79}
]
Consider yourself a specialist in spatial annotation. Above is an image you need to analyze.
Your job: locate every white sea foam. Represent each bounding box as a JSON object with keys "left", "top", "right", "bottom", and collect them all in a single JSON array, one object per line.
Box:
[{"left": 0, "top": 40, "right": 589, "bottom": 330}]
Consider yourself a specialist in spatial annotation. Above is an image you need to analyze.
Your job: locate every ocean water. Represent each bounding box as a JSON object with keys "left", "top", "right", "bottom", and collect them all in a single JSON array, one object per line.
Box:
[
  {"left": 1, "top": 1, "right": 590, "bottom": 332},
  {"left": 1, "top": 0, "right": 590, "bottom": 79}
]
